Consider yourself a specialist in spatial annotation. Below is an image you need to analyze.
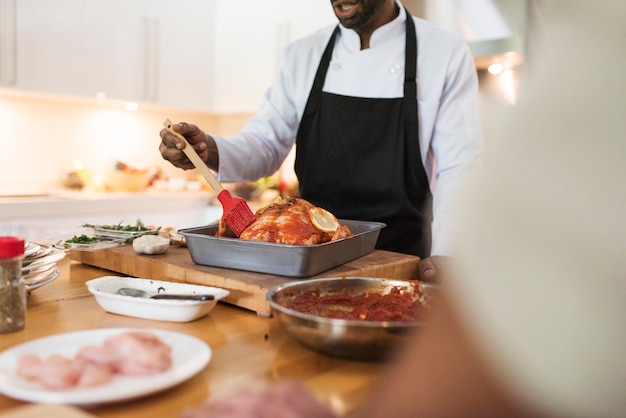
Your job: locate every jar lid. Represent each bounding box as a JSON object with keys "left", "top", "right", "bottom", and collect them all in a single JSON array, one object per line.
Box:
[{"left": 0, "top": 236, "right": 25, "bottom": 258}]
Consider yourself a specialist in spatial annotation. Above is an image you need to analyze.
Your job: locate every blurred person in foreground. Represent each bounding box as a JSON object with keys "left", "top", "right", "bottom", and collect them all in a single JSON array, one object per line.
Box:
[
  {"left": 180, "top": 1, "right": 626, "bottom": 417},
  {"left": 161, "top": 0, "right": 484, "bottom": 270}
]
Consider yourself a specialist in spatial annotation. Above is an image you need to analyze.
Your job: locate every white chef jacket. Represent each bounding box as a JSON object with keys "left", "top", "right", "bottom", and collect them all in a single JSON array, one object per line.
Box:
[{"left": 213, "top": 3, "right": 484, "bottom": 256}]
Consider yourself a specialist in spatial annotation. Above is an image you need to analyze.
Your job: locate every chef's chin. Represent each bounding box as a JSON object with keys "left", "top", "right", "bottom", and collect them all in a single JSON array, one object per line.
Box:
[
  {"left": 334, "top": 0, "right": 386, "bottom": 30},
  {"left": 336, "top": 13, "right": 369, "bottom": 30},
  {"left": 334, "top": 10, "right": 360, "bottom": 28}
]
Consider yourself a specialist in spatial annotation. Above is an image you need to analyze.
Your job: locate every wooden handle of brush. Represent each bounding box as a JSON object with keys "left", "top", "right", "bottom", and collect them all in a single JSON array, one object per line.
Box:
[{"left": 163, "top": 119, "right": 224, "bottom": 193}]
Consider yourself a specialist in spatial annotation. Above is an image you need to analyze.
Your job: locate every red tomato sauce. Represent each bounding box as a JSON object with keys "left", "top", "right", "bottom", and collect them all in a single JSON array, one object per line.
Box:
[{"left": 284, "top": 286, "right": 429, "bottom": 322}]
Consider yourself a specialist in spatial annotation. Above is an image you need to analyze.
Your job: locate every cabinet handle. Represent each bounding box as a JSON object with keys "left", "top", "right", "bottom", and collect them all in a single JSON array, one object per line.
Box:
[
  {"left": 141, "top": 17, "right": 149, "bottom": 100},
  {"left": 150, "top": 19, "right": 159, "bottom": 102},
  {"left": 140, "top": 17, "right": 159, "bottom": 102},
  {"left": 0, "top": 0, "right": 17, "bottom": 86}
]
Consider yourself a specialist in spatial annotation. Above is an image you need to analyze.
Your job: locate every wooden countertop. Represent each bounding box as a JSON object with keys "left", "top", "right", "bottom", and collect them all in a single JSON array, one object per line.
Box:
[
  {"left": 70, "top": 245, "right": 421, "bottom": 315},
  {"left": 0, "top": 257, "right": 382, "bottom": 417}
]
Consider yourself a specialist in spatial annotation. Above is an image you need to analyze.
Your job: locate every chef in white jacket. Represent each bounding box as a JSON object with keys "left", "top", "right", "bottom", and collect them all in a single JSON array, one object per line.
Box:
[
  {"left": 179, "top": 1, "right": 626, "bottom": 417},
  {"left": 160, "top": 0, "right": 483, "bottom": 263}
]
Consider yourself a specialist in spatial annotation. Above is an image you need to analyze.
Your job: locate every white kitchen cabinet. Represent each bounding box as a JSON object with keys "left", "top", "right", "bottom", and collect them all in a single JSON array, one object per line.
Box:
[
  {"left": 151, "top": 0, "right": 215, "bottom": 111},
  {"left": 0, "top": 0, "right": 88, "bottom": 95},
  {"left": 212, "top": 1, "right": 278, "bottom": 113},
  {"left": 1, "top": 0, "right": 335, "bottom": 112},
  {"left": 82, "top": 0, "right": 214, "bottom": 110},
  {"left": 211, "top": 0, "right": 335, "bottom": 113},
  {"left": 1, "top": 0, "right": 213, "bottom": 109},
  {"left": 82, "top": 0, "right": 335, "bottom": 113},
  {"left": 82, "top": 0, "right": 152, "bottom": 103}
]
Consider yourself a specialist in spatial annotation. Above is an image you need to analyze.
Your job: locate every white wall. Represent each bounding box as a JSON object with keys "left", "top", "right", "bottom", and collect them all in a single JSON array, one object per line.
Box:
[{"left": 0, "top": 89, "right": 252, "bottom": 195}]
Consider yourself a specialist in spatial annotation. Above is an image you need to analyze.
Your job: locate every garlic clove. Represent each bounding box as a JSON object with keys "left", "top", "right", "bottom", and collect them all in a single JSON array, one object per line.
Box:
[{"left": 132, "top": 235, "right": 171, "bottom": 255}]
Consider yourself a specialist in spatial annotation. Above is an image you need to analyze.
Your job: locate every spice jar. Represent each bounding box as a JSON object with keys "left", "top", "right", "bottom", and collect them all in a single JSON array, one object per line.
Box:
[{"left": 0, "top": 236, "right": 26, "bottom": 333}]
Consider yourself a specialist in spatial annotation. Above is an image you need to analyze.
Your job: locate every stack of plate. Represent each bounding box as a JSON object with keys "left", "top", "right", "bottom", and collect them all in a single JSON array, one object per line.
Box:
[{"left": 22, "top": 242, "right": 66, "bottom": 292}]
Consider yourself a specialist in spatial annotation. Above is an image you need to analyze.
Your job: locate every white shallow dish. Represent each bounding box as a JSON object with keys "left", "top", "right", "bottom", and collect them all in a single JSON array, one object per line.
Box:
[
  {"left": 0, "top": 327, "right": 211, "bottom": 405},
  {"left": 86, "top": 276, "right": 230, "bottom": 322}
]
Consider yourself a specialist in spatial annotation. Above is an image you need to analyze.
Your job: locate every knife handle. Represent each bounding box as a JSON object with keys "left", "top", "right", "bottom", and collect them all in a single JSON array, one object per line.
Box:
[{"left": 151, "top": 294, "right": 215, "bottom": 301}]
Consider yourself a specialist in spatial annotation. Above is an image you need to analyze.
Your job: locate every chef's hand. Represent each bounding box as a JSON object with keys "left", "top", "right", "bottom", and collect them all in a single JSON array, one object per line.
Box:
[
  {"left": 180, "top": 381, "right": 337, "bottom": 418},
  {"left": 159, "top": 122, "right": 219, "bottom": 171},
  {"left": 418, "top": 256, "right": 452, "bottom": 282}
]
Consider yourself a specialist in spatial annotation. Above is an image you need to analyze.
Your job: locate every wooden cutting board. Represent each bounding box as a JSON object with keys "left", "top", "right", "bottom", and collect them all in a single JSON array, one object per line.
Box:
[{"left": 70, "top": 245, "right": 420, "bottom": 315}]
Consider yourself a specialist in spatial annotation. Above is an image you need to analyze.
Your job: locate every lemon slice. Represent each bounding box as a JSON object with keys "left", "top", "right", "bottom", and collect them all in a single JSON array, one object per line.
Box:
[{"left": 309, "top": 207, "right": 339, "bottom": 232}]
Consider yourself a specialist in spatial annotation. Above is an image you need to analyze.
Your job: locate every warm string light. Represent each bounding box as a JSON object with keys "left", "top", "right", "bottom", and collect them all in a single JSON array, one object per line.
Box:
[
  {"left": 484, "top": 67, "right": 519, "bottom": 105},
  {"left": 499, "top": 69, "right": 518, "bottom": 105},
  {"left": 487, "top": 63, "right": 505, "bottom": 75},
  {"left": 482, "top": 54, "right": 521, "bottom": 105}
]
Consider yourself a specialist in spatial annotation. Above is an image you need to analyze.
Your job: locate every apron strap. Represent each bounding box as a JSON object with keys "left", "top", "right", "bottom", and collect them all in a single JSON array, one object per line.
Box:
[
  {"left": 301, "top": 26, "right": 340, "bottom": 120},
  {"left": 403, "top": 8, "right": 417, "bottom": 100}
]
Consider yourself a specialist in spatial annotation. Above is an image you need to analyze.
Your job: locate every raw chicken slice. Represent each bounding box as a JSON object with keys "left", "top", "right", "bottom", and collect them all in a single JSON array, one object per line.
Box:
[
  {"left": 102, "top": 331, "right": 172, "bottom": 375},
  {"left": 76, "top": 361, "right": 114, "bottom": 387},
  {"left": 17, "top": 354, "right": 82, "bottom": 390},
  {"left": 16, "top": 331, "right": 172, "bottom": 390},
  {"left": 16, "top": 354, "right": 42, "bottom": 380}
]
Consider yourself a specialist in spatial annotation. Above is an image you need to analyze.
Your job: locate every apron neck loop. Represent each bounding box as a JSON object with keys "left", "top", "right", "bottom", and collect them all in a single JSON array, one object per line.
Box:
[{"left": 403, "top": 8, "right": 418, "bottom": 100}]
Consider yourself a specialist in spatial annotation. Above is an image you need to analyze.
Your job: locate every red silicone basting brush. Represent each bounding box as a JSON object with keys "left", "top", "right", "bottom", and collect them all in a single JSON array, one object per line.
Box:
[{"left": 163, "top": 119, "right": 256, "bottom": 236}]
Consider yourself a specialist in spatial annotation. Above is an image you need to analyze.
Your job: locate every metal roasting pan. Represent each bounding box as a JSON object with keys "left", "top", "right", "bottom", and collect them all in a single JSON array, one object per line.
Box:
[{"left": 179, "top": 220, "right": 385, "bottom": 277}]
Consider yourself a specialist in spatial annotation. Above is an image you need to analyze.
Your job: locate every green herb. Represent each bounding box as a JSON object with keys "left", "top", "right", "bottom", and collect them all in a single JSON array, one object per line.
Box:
[
  {"left": 83, "top": 219, "right": 156, "bottom": 232},
  {"left": 65, "top": 234, "right": 100, "bottom": 244}
]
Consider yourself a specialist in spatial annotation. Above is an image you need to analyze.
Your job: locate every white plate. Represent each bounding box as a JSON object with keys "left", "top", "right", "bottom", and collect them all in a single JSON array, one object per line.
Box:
[
  {"left": 24, "top": 267, "right": 60, "bottom": 291},
  {"left": 22, "top": 259, "right": 57, "bottom": 277},
  {"left": 23, "top": 245, "right": 53, "bottom": 263},
  {"left": 24, "top": 242, "right": 40, "bottom": 257},
  {"left": 55, "top": 238, "right": 125, "bottom": 251},
  {"left": 86, "top": 276, "right": 230, "bottom": 322},
  {"left": 92, "top": 227, "right": 158, "bottom": 241},
  {"left": 21, "top": 248, "right": 65, "bottom": 273},
  {"left": 0, "top": 328, "right": 211, "bottom": 405}
]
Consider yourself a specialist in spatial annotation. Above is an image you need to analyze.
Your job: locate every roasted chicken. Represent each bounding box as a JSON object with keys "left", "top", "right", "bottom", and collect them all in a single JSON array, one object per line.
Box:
[{"left": 217, "top": 197, "right": 353, "bottom": 245}]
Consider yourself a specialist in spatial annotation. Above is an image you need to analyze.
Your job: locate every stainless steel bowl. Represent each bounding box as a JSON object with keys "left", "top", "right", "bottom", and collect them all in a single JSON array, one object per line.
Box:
[{"left": 267, "top": 277, "right": 437, "bottom": 361}]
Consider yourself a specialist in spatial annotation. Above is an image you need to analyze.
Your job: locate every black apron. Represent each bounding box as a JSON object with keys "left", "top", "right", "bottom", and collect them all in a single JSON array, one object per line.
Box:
[{"left": 295, "top": 10, "right": 432, "bottom": 258}]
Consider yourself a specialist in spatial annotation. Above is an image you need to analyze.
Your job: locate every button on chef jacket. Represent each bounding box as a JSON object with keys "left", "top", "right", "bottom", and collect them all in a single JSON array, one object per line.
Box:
[{"left": 213, "top": 3, "right": 484, "bottom": 257}]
